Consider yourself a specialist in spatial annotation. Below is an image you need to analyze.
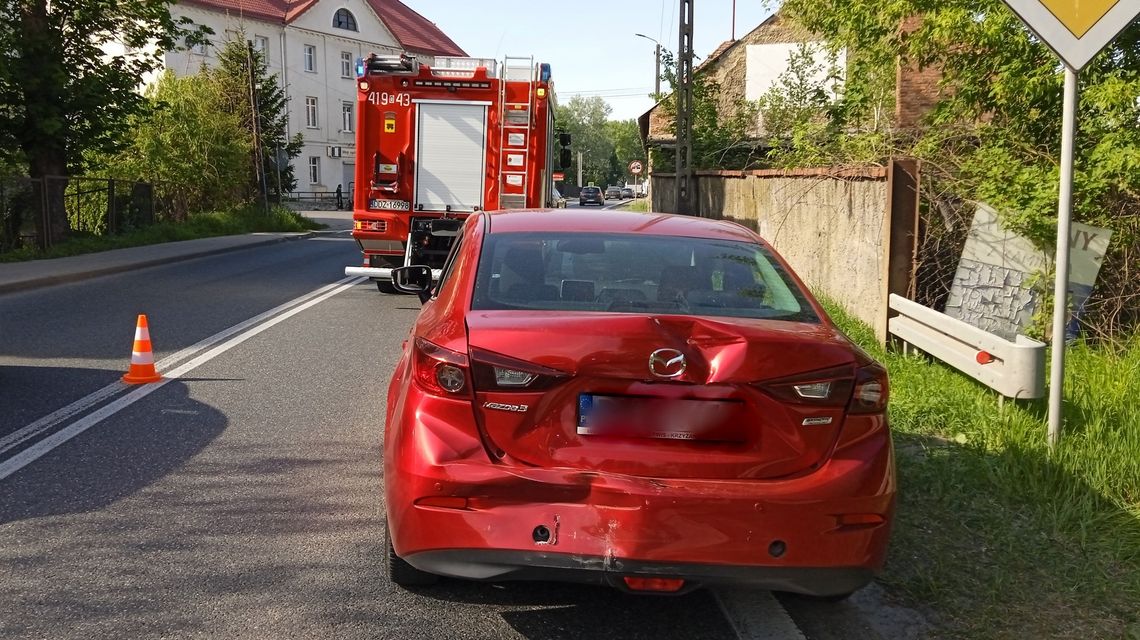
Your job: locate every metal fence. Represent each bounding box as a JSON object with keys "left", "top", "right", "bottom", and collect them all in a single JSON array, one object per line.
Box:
[
  {"left": 282, "top": 187, "right": 351, "bottom": 211},
  {"left": 1, "top": 175, "right": 192, "bottom": 251}
]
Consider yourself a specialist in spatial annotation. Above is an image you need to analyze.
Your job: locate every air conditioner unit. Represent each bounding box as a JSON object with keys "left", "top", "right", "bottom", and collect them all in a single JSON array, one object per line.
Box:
[{"left": 327, "top": 146, "right": 342, "bottom": 158}]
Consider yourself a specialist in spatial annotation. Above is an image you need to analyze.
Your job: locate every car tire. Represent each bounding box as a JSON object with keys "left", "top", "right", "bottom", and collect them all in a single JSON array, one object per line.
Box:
[
  {"left": 385, "top": 519, "right": 438, "bottom": 587},
  {"left": 376, "top": 280, "right": 399, "bottom": 294}
]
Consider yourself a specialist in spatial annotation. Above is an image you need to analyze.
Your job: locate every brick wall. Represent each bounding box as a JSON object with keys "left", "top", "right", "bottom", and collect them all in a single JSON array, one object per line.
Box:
[{"left": 895, "top": 16, "right": 943, "bottom": 130}]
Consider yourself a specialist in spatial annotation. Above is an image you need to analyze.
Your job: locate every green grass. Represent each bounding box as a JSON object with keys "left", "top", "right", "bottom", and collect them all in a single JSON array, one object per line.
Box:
[
  {"left": 621, "top": 199, "right": 650, "bottom": 212},
  {"left": 0, "top": 205, "right": 321, "bottom": 263},
  {"left": 823, "top": 301, "right": 1140, "bottom": 639}
]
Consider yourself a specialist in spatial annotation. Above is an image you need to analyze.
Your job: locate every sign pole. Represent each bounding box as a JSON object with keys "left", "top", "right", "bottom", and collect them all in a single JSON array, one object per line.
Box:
[{"left": 1047, "top": 65, "right": 1079, "bottom": 448}]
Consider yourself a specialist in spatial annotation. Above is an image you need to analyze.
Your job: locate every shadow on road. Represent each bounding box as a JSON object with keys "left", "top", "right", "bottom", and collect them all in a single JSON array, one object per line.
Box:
[{"left": 0, "top": 379, "right": 226, "bottom": 524}]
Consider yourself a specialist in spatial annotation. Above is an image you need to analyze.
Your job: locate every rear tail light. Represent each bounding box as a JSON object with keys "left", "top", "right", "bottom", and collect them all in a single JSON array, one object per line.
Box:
[
  {"left": 759, "top": 362, "right": 889, "bottom": 415},
  {"left": 470, "top": 347, "right": 568, "bottom": 392},
  {"left": 848, "top": 362, "right": 888, "bottom": 414},
  {"left": 759, "top": 365, "right": 855, "bottom": 408},
  {"left": 413, "top": 338, "right": 470, "bottom": 397}
]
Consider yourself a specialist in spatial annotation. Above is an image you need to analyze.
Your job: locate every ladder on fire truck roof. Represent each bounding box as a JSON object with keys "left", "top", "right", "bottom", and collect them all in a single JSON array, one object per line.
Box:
[{"left": 499, "top": 56, "right": 535, "bottom": 210}]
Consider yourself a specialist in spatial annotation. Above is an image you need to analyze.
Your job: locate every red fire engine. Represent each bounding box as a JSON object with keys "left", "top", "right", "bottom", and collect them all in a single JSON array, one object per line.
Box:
[{"left": 344, "top": 53, "right": 568, "bottom": 292}]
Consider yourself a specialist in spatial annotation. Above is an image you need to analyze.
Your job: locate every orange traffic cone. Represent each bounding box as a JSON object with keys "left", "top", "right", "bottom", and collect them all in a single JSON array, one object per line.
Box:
[{"left": 122, "top": 314, "right": 162, "bottom": 384}]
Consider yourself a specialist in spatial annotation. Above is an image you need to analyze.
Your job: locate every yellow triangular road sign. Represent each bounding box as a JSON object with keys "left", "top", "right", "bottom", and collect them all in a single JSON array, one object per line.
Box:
[{"left": 1003, "top": 0, "right": 1140, "bottom": 69}]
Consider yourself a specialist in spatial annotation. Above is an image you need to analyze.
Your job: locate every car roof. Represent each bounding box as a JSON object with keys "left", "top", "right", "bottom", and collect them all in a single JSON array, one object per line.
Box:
[{"left": 484, "top": 208, "right": 762, "bottom": 244}]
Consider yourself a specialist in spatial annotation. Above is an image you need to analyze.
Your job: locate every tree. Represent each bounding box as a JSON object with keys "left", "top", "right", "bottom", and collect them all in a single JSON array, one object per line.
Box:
[
  {"left": 102, "top": 71, "right": 251, "bottom": 213},
  {"left": 0, "top": 0, "right": 202, "bottom": 244},
  {"left": 604, "top": 119, "right": 643, "bottom": 185},
  {"left": 770, "top": 0, "right": 1140, "bottom": 337},
  {"left": 211, "top": 36, "right": 303, "bottom": 201},
  {"left": 653, "top": 50, "right": 761, "bottom": 172},
  {"left": 556, "top": 96, "right": 615, "bottom": 187}
]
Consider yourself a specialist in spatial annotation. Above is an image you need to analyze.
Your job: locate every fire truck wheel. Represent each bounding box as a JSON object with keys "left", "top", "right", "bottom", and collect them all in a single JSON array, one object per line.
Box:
[{"left": 376, "top": 280, "right": 399, "bottom": 294}]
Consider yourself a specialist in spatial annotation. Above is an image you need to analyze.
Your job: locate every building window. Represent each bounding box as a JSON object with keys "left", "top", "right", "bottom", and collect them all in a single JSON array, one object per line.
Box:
[
  {"left": 341, "top": 102, "right": 354, "bottom": 132},
  {"left": 340, "top": 51, "right": 353, "bottom": 78},
  {"left": 308, "top": 157, "right": 320, "bottom": 185},
  {"left": 333, "top": 8, "right": 357, "bottom": 31},
  {"left": 185, "top": 34, "right": 208, "bottom": 56},
  {"left": 305, "top": 97, "right": 319, "bottom": 128},
  {"left": 303, "top": 44, "right": 316, "bottom": 72},
  {"left": 254, "top": 35, "right": 269, "bottom": 56}
]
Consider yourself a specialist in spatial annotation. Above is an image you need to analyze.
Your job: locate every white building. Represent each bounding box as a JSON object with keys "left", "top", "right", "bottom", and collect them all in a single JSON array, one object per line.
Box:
[{"left": 164, "top": 0, "right": 465, "bottom": 193}]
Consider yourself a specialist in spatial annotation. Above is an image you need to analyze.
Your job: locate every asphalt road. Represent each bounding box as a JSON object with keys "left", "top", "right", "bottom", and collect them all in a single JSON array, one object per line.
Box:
[{"left": 0, "top": 223, "right": 890, "bottom": 639}]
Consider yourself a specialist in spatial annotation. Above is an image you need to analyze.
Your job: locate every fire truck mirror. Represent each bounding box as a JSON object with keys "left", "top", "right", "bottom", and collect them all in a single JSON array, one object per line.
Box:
[
  {"left": 559, "top": 133, "right": 572, "bottom": 147},
  {"left": 560, "top": 148, "right": 572, "bottom": 170}
]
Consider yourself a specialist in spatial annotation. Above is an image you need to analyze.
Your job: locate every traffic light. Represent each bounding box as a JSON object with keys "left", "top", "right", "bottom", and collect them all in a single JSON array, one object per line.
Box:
[{"left": 558, "top": 132, "right": 572, "bottom": 169}]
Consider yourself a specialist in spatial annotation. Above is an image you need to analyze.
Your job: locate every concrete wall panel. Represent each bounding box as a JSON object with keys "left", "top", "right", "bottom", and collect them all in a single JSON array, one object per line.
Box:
[{"left": 652, "top": 170, "right": 892, "bottom": 339}]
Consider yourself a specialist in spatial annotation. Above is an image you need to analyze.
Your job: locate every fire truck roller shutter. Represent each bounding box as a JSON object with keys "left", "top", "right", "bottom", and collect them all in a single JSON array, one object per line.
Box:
[{"left": 414, "top": 101, "right": 490, "bottom": 213}]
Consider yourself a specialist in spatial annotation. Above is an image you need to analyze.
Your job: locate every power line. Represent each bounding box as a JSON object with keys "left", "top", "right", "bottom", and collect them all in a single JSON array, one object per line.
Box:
[{"left": 560, "top": 87, "right": 654, "bottom": 96}]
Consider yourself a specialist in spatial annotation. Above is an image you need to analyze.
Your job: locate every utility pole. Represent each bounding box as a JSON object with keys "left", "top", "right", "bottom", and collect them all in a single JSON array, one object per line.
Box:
[
  {"left": 675, "top": 0, "right": 694, "bottom": 215},
  {"left": 634, "top": 33, "right": 662, "bottom": 97},
  {"left": 577, "top": 150, "right": 584, "bottom": 188},
  {"left": 247, "top": 41, "right": 270, "bottom": 215},
  {"left": 654, "top": 43, "right": 661, "bottom": 96}
]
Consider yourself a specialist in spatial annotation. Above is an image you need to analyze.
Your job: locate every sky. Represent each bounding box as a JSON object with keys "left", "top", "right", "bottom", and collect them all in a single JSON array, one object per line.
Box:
[{"left": 402, "top": 1, "right": 775, "bottom": 121}]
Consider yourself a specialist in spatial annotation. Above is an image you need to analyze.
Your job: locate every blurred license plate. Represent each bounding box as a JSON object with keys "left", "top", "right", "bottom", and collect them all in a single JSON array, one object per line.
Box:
[
  {"left": 577, "top": 395, "right": 744, "bottom": 442},
  {"left": 369, "top": 199, "right": 410, "bottom": 211}
]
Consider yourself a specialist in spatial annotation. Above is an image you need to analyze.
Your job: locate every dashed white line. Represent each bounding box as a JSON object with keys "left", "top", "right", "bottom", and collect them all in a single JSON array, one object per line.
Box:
[{"left": 0, "top": 276, "right": 365, "bottom": 481}]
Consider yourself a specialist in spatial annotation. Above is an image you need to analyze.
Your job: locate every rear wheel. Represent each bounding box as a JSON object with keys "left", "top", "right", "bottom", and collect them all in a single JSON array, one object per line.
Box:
[
  {"left": 385, "top": 519, "right": 437, "bottom": 587},
  {"left": 376, "top": 280, "right": 398, "bottom": 294}
]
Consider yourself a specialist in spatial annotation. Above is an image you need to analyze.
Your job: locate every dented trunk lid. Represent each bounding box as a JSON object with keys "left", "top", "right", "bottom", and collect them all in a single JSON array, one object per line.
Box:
[{"left": 466, "top": 311, "right": 858, "bottom": 480}]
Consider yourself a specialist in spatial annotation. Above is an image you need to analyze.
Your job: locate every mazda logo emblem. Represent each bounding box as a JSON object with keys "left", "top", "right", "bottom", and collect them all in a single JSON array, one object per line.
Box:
[{"left": 648, "top": 348, "right": 686, "bottom": 379}]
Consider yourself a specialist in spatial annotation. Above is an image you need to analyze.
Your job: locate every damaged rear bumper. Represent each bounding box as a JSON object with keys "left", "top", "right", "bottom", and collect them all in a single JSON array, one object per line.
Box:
[
  {"left": 385, "top": 403, "right": 895, "bottom": 597},
  {"left": 406, "top": 548, "right": 874, "bottom": 596}
]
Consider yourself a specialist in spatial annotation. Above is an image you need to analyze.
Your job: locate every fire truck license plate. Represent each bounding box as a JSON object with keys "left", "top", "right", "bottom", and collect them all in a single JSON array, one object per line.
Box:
[{"left": 369, "top": 199, "right": 410, "bottom": 211}]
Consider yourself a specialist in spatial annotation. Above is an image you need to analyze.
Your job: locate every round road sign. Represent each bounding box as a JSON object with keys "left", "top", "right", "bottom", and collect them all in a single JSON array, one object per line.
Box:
[{"left": 629, "top": 160, "right": 643, "bottom": 175}]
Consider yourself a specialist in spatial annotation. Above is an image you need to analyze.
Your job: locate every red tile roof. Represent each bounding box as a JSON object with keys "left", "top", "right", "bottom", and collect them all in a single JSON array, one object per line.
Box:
[
  {"left": 179, "top": 0, "right": 465, "bottom": 56},
  {"left": 364, "top": 0, "right": 465, "bottom": 57}
]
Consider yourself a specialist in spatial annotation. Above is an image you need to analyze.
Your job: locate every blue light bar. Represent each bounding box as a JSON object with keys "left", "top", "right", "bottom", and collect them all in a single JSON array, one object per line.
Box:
[{"left": 355, "top": 57, "right": 365, "bottom": 78}]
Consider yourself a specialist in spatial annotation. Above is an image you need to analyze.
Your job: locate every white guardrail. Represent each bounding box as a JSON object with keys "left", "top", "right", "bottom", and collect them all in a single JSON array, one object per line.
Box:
[{"left": 887, "top": 294, "right": 1046, "bottom": 399}]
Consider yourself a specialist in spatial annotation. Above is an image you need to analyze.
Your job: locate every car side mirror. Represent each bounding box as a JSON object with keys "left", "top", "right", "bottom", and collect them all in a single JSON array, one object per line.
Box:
[{"left": 392, "top": 265, "right": 433, "bottom": 303}]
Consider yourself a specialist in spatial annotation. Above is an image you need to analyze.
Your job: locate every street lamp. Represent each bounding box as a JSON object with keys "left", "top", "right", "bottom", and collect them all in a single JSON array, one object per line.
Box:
[{"left": 634, "top": 33, "right": 662, "bottom": 96}]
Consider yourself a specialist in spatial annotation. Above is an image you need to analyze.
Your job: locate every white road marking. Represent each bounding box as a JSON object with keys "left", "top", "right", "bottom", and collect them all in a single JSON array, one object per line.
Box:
[
  {"left": 0, "top": 278, "right": 352, "bottom": 458},
  {"left": 0, "top": 277, "right": 365, "bottom": 480},
  {"left": 714, "top": 589, "right": 807, "bottom": 640}
]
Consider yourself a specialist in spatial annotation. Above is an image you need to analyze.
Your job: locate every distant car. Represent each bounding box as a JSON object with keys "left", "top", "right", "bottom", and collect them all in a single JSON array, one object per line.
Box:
[
  {"left": 552, "top": 188, "right": 567, "bottom": 208},
  {"left": 621, "top": 187, "right": 634, "bottom": 199},
  {"left": 605, "top": 186, "right": 623, "bottom": 200},
  {"left": 580, "top": 186, "right": 604, "bottom": 206},
  {"left": 384, "top": 207, "right": 896, "bottom": 597}
]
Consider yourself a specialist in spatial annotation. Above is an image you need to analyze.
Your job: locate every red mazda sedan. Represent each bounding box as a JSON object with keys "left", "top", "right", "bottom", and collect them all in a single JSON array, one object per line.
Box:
[{"left": 384, "top": 208, "right": 895, "bottom": 598}]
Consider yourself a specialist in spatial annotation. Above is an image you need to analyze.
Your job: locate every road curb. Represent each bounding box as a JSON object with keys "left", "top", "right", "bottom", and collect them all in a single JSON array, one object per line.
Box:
[{"left": 0, "top": 232, "right": 314, "bottom": 295}]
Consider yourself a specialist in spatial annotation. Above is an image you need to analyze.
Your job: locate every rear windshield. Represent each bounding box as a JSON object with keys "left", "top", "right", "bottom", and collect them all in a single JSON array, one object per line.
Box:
[
  {"left": 582, "top": 187, "right": 600, "bottom": 194},
  {"left": 471, "top": 232, "right": 819, "bottom": 322}
]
